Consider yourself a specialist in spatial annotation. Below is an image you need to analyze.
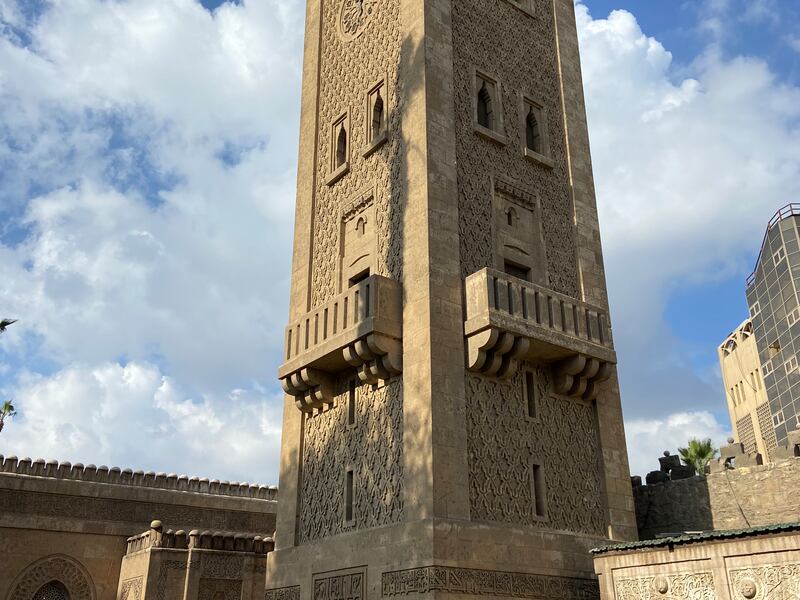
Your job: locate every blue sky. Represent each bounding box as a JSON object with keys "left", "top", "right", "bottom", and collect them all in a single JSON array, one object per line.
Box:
[{"left": 0, "top": 0, "right": 799, "bottom": 481}]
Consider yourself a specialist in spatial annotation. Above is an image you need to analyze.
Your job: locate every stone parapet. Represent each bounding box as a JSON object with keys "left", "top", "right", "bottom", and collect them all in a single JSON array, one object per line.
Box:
[
  {"left": 0, "top": 454, "right": 277, "bottom": 501},
  {"left": 278, "top": 274, "right": 403, "bottom": 412},
  {"left": 464, "top": 268, "right": 615, "bottom": 398},
  {"left": 125, "top": 520, "right": 274, "bottom": 556}
]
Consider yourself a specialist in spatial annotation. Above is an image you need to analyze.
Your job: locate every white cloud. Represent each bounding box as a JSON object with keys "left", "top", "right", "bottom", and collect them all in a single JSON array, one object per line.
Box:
[
  {"left": 625, "top": 411, "right": 731, "bottom": 478},
  {"left": 1, "top": 361, "right": 282, "bottom": 482},
  {"left": 577, "top": 3, "right": 800, "bottom": 426}
]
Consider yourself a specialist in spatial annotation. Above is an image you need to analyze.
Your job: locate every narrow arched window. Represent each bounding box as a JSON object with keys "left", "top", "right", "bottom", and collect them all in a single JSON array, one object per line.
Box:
[
  {"left": 356, "top": 217, "right": 366, "bottom": 236},
  {"left": 526, "top": 106, "right": 541, "bottom": 153},
  {"left": 371, "top": 91, "right": 385, "bottom": 142},
  {"left": 33, "top": 581, "right": 70, "bottom": 600},
  {"left": 336, "top": 124, "right": 348, "bottom": 168},
  {"left": 477, "top": 81, "right": 493, "bottom": 130},
  {"left": 506, "top": 207, "right": 517, "bottom": 227}
]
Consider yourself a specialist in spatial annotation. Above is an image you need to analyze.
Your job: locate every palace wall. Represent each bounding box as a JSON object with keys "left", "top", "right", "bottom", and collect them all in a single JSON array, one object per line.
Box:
[{"left": 0, "top": 455, "right": 277, "bottom": 600}]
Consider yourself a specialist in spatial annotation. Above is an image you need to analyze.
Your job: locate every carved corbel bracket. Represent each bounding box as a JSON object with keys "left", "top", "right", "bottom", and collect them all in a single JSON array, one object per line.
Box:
[
  {"left": 281, "top": 368, "right": 336, "bottom": 413},
  {"left": 466, "top": 327, "right": 530, "bottom": 380},
  {"left": 552, "top": 354, "right": 611, "bottom": 400},
  {"left": 343, "top": 333, "right": 402, "bottom": 385}
]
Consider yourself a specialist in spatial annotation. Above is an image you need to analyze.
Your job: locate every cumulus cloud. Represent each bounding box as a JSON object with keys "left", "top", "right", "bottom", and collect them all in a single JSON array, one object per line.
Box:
[
  {"left": 0, "top": 0, "right": 304, "bottom": 482},
  {"left": 1, "top": 0, "right": 798, "bottom": 486},
  {"left": 1, "top": 361, "right": 282, "bottom": 482},
  {"left": 625, "top": 411, "right": 731, "bottom": 478}
]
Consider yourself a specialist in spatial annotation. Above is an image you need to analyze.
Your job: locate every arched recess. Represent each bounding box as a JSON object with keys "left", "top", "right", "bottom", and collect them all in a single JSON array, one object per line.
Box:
[{"left": 6, "top": 555, "right": 96, "bottom": 600}]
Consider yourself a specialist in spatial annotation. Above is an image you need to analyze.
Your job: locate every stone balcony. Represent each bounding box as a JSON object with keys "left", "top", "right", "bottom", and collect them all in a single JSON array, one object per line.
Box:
[
  {"left": 464, "top": 268, "right": 616, "bottom": 400},
  {"left": 279, "top": 275, "right": 402, "bottom": 413}
]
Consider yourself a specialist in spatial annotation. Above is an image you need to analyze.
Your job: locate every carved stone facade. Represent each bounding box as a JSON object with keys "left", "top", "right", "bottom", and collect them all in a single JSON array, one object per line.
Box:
[
  {"left": 7, "top": 555, "right": 96, "bottom": 600},
  {"left": 593, "top": 525, "right": 800, "bottom": 600},
  {"left": 466, "top": 366, "right": 605, "bottom": 535},
  {"left": 299, "top": 378, "right": 403, "bottom": 543},
  {"left": 381, "top": 567, "right": 599, "bottom": 599},
  {"left": 270, "top": 0, "right": 635, "bottom": 598}
]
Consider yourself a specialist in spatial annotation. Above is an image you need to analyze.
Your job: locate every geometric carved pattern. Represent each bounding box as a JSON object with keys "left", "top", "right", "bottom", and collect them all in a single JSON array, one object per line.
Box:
[
  {"left": 736, "top": 413, "right": 757, "bottom": 456},
  {"left": 466, "top": 367, "right": 605, "bottom": 536},
  {"left": 120, "top": 578, "right": 143, "bottom": 600},
  {"left": 381, "top": 566, "right": 599, "bottom": 599},
  {"left": 452, "top": 0, "right": 579, "bottom": 297},
  {"left": 201, "top": 554, "right": 244, "bottom": 579},
  {"left": 8, "top": 555, "right": 96, "bottom": 600},
  {"left": 756, "top": 402, "right": 778, "bottom": 460},
  {"left": 299, "top": 378, "right": 403, "bottom": 543},
  {"left": 615, "top": 573, "right": 715, "bottom": 600},
  {"left": 729, "top": 564, "right": 800, "bottom": 600},
  {"left": 32, "top": 583, "right": 69, "bottom": 600},
  {"left": 197, "top": 578, "right": 243, "bottom": 600},
  {"left": 314, "top": 569, "right": 365, "bottom": 600},
  {"left": 265, "top": 587, "right": 301, "bottom": 600},
  {"left": 310, "top": 0, "right": 402, "bottom": 308},
  {"left": 156, "top": 560, "right": 193, "bottom": 600}
]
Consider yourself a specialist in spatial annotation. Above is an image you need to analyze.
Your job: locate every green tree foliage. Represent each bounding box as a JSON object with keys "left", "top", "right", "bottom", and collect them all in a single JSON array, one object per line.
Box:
[
  {"left": 0, "top": 400, "right": 16, "bottom": 434},
  {"left": 679, "top": 437, "right": 718, "bottom": 476}
]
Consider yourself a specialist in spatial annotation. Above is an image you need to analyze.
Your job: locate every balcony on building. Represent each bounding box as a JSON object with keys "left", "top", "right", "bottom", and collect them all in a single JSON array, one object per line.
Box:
[
  {"left": 464, "top": 268, "right": 616, "bottom": 400},
  {"left": 278, "top": 275, "right": 402, "bottom": 413}
]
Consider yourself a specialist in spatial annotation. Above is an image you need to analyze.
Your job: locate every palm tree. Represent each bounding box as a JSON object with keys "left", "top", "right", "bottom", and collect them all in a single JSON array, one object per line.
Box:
[
  {"left": 678, "top": 438, "right": 717, "bottom": 476},
  {"left": 0, "top": 400, "right": 16, "bottom": 434}
]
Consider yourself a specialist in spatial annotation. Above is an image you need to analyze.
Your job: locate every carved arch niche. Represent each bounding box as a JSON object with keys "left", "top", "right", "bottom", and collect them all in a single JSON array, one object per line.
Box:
[
  {"left": 492, "top": 176, "right": 547, "bottom": 286},
  {"left": 339, "top": 187, "right": 377, "bottom": 292},
  {"left": 7, "top": 555, "right": 96, "bottom": 600}
]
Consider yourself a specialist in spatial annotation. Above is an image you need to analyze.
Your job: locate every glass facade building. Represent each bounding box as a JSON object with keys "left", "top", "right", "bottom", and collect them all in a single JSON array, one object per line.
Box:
[{"left": 745, "top": 204, "right": 800, "bottom": 451}]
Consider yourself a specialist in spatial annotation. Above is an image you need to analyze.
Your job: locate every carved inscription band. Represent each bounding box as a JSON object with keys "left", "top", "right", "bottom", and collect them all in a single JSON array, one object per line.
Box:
[
  {"left": 265, "top": 586, "right": 302, "bottom": 600},
  {"left": 381, "top": 566, "right": 599, "bottom": 599}
]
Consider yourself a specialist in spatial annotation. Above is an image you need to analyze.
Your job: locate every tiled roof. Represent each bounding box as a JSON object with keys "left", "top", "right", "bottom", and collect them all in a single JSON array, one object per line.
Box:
[{"left": 591, "top": 522, "right": 800, "bottom": 555}]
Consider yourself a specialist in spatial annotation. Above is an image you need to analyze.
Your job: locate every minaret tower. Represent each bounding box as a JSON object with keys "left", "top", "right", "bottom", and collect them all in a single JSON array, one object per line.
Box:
[{"left": 268, "top": 0, "right": 636, "bottom": 598}]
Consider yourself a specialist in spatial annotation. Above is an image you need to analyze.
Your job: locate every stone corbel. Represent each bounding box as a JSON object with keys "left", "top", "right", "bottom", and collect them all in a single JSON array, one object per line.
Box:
[
  {"left": 343, "top": 333, "right": 402, "bottom": 385},
  {"left": 281, "top": 368, "right": 335, "bottom": 413},
  {"left": 552, "top": 354, "right": 611, "bottom": 400},
  {"left": 466, "top": 327, "right": 530, "bottom": 380}
]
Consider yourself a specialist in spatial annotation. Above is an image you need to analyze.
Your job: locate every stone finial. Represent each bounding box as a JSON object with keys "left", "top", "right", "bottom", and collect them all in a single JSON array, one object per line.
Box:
[
  {"left": 728, "top": 437, "right": 735, "bottom": 444},
  {"left": 663, "top": 451, "right": 670, "bottom": 457}
]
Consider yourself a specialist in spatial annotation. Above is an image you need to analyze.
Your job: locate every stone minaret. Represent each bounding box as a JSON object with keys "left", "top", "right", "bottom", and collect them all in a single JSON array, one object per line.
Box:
[{"left": 268, "top": 0, "right": 636, "bottom": 598}]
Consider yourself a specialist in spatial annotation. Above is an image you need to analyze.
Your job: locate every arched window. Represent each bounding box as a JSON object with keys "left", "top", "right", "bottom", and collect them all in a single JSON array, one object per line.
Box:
[
  {"left": 356, "top": 217, "right": 367, "bottom": 236},
  {"left": 477, "top": 81, "right": 493, "bottom": 130},
  {"left": 506, "top": 207, "right": 517, "bottom": 227},
  {"left": 33, "top": 581, "right": 70, "bottom": 600},
  {"left": 371, "top": 91, "right": 385, "bottom": 142},
  {"left": 336, "top": 124, "right": 348, "bottom": 168},
  {"left": 526, "top": 106, "right": 541, "bottom": 153}
]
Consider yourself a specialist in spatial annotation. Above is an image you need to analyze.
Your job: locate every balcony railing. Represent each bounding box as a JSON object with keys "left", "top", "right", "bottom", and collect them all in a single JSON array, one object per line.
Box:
[
  {"left": 278, "top": 275, "right": 402, "bottom": 412},
  {"left": 464, "top": 268, "right": 616, "bottom": 399}
]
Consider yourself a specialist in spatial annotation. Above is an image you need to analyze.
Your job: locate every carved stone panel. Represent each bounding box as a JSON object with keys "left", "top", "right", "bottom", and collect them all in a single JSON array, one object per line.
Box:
[
  {"left": 614, "top": 572, "right": 715, "bottom": 600},
  {"left": 197, "top": 578, "right": 243, "bottom": 600},
  {"left": 466, "top": 365, "right": 605, "bottom": 535},
  {"left": 8, "top": 555, "right": 96, "bottom": 600},
  {"left": 120, "top": 577, "right": 143, "bottom": 600},
  {"left": 314, "top": 568, "right": 365, "bottom": 600},
  {"left": 729, "top": 563, "right": 800, "bottom": 599},
  {"left": 265, "top": 586, "right": 301, "bottom": 600},
  {"left": 340, "top": 189, "right": 377, "bottom": 290},
  {"left": 381, "top": 566, "right": 598, "bottom": 599},
  {"left": 493, "top": 178, "right": 546, "bottom": 285},
  {"left": 299, "top": 378, "right": 403, "bottom": 543}
]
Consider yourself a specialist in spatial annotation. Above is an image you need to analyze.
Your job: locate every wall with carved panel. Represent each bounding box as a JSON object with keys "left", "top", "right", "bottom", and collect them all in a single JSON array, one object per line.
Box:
[
  {"left": 451, "top": 0, "right": 579, "bottom": 295},
  {"left": 466, "top": 365, "right": 605, "bottom": 535},
  {"left": 310, "top": 0, "right": 404, "bottom": 308},
  {"left": 299, "top": 378, "right": 403, "bottom": 543}
]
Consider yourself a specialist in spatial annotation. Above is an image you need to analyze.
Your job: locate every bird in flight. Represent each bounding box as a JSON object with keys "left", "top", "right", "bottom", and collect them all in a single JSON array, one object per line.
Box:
[{"left": 0, "top": 319, "right": 17, "bottom": 333}]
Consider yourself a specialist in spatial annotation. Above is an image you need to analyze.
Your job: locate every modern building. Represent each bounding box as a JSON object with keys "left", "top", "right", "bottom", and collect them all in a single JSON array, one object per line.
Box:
[
  {"left": 718, "top": 319, "right": 773, "bottom": 458},
  {"left": 719, "top": 204, "right": 800, "bottom": 459}
]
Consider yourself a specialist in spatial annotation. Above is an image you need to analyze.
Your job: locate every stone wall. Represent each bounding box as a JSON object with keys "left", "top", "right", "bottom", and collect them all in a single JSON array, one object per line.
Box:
[
  {"left": 633, "top": 455, "right": 800, "bottom": 540},
  {"left": 0, "top": 456, "right": 277, "bottom": 600},
  {"left": 593, "top": 524, "right": 800, "bottom": 600}
]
